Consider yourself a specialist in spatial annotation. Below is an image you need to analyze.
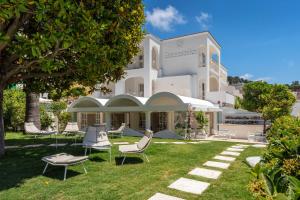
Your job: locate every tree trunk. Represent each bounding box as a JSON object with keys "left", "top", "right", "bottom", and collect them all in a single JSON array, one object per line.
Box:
[
  {"left": 25, "top": 92, "right": 41, "bottom": 129},
  {"left": 263, "top": 119, "right": 266, "bottom": 135},
  {"left": 0, "top": 88, "right": 5, "bottom": 157}
]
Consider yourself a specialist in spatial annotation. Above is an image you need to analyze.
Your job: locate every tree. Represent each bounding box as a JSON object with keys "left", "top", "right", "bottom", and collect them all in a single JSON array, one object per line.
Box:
[
  {"left": 261, "top": 84, "right": 295, "bottom": 123},
  {"left": 242, "top": 82, "right": 295, "bottom": 133},
  {"left": 227, "top": 76, "right": 251, "bottom": 85},
  {"left": 0, "top": 0, "right": 145, "bottom": 156}
]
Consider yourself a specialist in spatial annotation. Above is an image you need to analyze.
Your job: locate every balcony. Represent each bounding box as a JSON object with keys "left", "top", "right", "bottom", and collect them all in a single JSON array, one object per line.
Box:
[
  {"left": 209, "top": 60, "right": 219, "bottom": 74},
  {"left": 206, "top": 91, "right": 235, "bottom": 106}
]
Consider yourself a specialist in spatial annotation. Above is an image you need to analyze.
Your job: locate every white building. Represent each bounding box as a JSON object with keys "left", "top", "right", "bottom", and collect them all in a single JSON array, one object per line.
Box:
[{"left": 68, "top": 32, "right": 240, "bottom": 136}]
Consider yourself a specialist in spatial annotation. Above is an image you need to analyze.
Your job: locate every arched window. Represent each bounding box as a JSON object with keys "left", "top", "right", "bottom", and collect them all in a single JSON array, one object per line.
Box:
[{"left": 152, "top": 47, "right": 159, "bottom": 70}]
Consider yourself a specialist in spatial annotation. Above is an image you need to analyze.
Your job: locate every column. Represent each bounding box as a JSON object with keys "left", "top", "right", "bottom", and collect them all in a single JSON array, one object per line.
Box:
[
  {"left": 145, "top": 111, "right": 151, "bottom": 130},
  {"left": 105, "top": 112, "right": 111, "bottom": 130}
]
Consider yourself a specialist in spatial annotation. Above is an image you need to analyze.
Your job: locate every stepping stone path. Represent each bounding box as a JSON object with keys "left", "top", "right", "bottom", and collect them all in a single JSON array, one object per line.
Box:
[
  {"left": 189, "top": 167, "right": 222, "bottom": 179},
  {"left": 24, "top": 144, "right": 44, "bottom": 148},
  {"left": 213, "top": 155, "right": 236, "bottom": 162},
  {"left": 252, "top": 144, "right": 267, "bottom": 148},
  {"left": 5, "top": 145, "right": 20, "bottom": 149},
  {"left": 246, "top": 156, "right": 262, "bottom": 167},
  {"left": 149, "top": 143, "right": 250, "bottom": 199},
  {"left": 70, "top": 143, "right": 83, "bottom": 146},
  {"left": 220, "top": 151, "right": 240, "bottom": 156},
  {"left": 203, "top": 161, "right": 230, "bottom": 169},
  {"left": 48, "top": 143, "right": 67, "bottom": 147},
  {"left": 154, "top": 142, "right": 169, "bottom": 144},
  {"left": 113, "top": 142, "right": 129, "bottom": 145},
  {"left": 148, "top": 193, "right": 185, "bottom": 200},
  {"left": 168, "top": 177, "right": 210, "bottom": 195},
  {"left": 226, "top": 147, "right": 244, "bottom": 152},
  {"left": 172, "top": 142, "right": 187, "bottom": 144}
]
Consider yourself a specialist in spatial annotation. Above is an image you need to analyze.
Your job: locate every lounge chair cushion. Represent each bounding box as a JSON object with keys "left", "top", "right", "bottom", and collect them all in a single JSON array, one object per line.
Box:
[
  {"left": 42, "top": 153, "right": 88, "bottom": 165},
  {"left": 137, "top": 136, "right": 149, "bottom": 150},
  {"left": 119, "top": 144, "right": 139, "bottom": 153}
]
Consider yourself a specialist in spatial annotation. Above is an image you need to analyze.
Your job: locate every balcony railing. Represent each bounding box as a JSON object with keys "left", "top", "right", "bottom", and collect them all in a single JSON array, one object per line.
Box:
[{"left": 209, "top": 60, "right": 219, "bottom": 73}]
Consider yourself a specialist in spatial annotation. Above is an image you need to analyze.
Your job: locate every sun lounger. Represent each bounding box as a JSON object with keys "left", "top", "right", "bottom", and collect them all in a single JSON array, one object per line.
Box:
[
  {"left": 82, "top": 126, "right": 112, "bottom": 162},
  {"left": 107, "top": 123, "right": 126, "bottom": 138},
  {"left": 118, "top": 129, "right": 153, "bottom": 165},
  {"left": 42, "top": 153, "right": 88, "bottom": 181},
  {"left": 24, "top": 122, "right": 56, "bottom": 138}
]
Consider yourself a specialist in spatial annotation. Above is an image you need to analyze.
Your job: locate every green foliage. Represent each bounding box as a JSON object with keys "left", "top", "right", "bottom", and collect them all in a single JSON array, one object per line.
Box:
[
  {"left": 234, "top": 96, "right": 242, "bottom": 109},
  {"left": 0, "top": 0, "right": 145, "bottom": 91},
  {"left": 3, "top": 89, "right": 25, "bottom": 131},
  {"left": 39, "top": 104, "right": 53, "bottom": 130},
  {"left": 242, "top": 82, "right": 296, "bottom": 133},
  {"left": 261, "top": 85, "right": 296, "bottom": 122},
  {"left": 195, "top": 111, "right": 208, "bottom": 129},
  {"left": 248, "top": 116, "right": 300, "bottom": 200},
  {"left": 242, "top": 81, "right": 272, "bottom": 113},
  {"left": 57, "top": 112, "right": 71, "bottom": 132},
  {"left": 228, "top": 76, "right": 252, "bottom": 85}
]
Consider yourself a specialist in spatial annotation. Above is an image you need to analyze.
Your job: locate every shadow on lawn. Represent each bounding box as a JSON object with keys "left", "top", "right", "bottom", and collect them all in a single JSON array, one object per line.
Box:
[
  {"left": 0, "top": 140, "right": 86, "bottom": 191},
  {"left": 115, "top": 157, "right": 144, "bottom": 165}
]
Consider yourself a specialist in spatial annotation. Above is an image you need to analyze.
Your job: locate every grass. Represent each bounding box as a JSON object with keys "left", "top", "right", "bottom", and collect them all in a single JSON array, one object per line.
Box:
[{"left": 0, "top": 132, "right": 265, "bottom": 200}]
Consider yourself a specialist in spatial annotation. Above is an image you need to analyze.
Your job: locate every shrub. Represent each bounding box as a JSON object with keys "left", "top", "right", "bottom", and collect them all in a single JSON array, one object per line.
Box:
[
  {"left": 3, "top": 89, "right": 25, "bottom": 131},
  {"left": 248, "top": 116, "right": 300, "bottom": 199},
  {"left": 39, "top": 104, "right": 53, "bottom": 130}
]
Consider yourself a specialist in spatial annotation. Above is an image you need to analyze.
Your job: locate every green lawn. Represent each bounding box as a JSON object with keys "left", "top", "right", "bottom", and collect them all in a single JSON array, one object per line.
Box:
[{"left": 0, "top": 132, "right": 265, "bottom": 200}]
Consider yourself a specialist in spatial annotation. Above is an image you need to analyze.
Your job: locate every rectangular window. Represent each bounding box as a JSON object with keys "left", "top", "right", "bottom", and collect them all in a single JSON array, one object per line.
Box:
[
  {"left": 95, "top": 112, "right": 101, "bottom": 124},
  {"left": 138, "top": 84, "right": 144, "bottom": 97},
  {"left": 139, "top": 113, "right": 145, "bottom": 130},
  {"left": 202, "top": 83, "right": 205, "bottom": 100}
]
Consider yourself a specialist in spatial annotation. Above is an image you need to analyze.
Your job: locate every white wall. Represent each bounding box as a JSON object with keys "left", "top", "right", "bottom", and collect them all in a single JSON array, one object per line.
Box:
[{"left": 153, "top": 75, "right": 193, "bottom": 97}]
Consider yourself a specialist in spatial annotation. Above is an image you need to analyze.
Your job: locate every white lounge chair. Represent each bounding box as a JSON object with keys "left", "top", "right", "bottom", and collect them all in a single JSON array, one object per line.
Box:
[
  {"left": 42, "top": 153, "right": 88, "bottom": 181},
  {"left": 108, "top": 123, "right": 126, "bottom": 138},
  {"left": 24, "top": 122, "right": 56, "bottom": 138},
  {"left": 63, "top": 122, "right": 85, "bottom": 143},
  {"left": 82, "top": 126, "right": 112, "bottom": 162},
  {"left": 118, "top": 130, "right": 153, "bottom": 165}
]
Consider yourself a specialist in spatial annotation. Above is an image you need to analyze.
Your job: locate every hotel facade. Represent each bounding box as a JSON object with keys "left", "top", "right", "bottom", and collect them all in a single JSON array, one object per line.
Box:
[{"left": 68, "top": 32, "right": 241, "bottom": 136}]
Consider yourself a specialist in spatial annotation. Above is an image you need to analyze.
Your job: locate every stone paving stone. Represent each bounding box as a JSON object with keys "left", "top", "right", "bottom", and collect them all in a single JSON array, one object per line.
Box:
[
  {"left": 23, "top": 144, "right": 45, "bottom": 148},
  {"left": 203, "top": 161, "right": 230, "bottom": 169},
  {"left": 113, "top": 142, "right": 129, "bottom": 145},
  {"left": 5, "top": 145, "right": 20, "bottom": 149},
  {"left": 171, "top": 142, "right": 187, "bottom": 144},
  {"left": 188, "top": 167, "right": 222, "bottom": 179},
  {"left": 231, "top": 145, "right": 246, "bottom": 149},
  {"left": 213, "top": 155, "right": 236, "bottom": 162},
  {"left": 168, "top": 177, "right": 210, "bottom": 195},
  {"left": 252, "top": 144, "right": 267, "bottom": 148},
  {"left": 227, "top": 147, "right": 244, "bottom": 152},
  {"left": 220, "top": 151, "right": 240, "bottom": 156},
  {"left": 48, "top": 143, "right": 67, "bottom": 147},
  {"left": 154, "top": 142, "right": 169, "bottom": 144},
  {"left": 148, "top": 193, "right": 185, "bottom": 200},
  {"left": 70, "top": 143, "right": 83, "bottom": 146},
  {"left": 237, "top": 144, "right": 250, "bottom": 147}
]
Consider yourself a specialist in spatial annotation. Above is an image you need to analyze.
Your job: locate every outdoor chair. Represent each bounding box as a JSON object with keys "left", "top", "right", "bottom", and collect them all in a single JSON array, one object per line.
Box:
[
  {"left": 107, "top": 123, "right": 126, "bottom": 138},
  {"left": 82, "top": 126, "right": 112, "bottom": 162},
  {"left": 62, "top": 122, "right": 85, "bottom": 143},
  {"left": 118, "top": 129, "right": 153, "bottom": 165},
  {"left": 42, "top": 153, "right": 88, "bottom": 181},
  {"left": 24, "top": 122, "right": 56, "bottom": 138}
]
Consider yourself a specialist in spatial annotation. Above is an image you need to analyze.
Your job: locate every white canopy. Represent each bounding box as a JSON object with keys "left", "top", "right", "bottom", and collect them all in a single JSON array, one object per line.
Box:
[{"left": 67, "top": 92, "right": 221, "bottom": 113}]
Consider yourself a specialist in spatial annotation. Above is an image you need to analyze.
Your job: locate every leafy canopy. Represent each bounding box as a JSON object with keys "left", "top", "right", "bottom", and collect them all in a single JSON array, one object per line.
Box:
[{"left": 0, "top": 0, "right": 145, "bottom": 91}]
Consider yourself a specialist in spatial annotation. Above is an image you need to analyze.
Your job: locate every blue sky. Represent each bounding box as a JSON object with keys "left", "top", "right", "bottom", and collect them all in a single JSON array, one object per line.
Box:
[{"left": 143, "top": 0, "right": 300, "bottom": 84}]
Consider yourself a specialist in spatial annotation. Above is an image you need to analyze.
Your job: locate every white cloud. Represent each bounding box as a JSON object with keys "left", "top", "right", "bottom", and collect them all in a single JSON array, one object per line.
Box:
[
  {"left": 254, "top": 77, "right": 272, "bottom": 82},
  {"left": 240, "top": 73, "right": 253, "bottom": 80},
  {"left": 195, "top": 12, "right": 212, "bottom": 30},
  {"left": 146, "top": 6, "right": 186, "bottom": 31}
]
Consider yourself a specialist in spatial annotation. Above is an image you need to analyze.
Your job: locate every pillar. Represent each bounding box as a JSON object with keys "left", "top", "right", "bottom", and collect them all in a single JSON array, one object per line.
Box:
[
  {"left": 105, "top": 112, "right": 111, "bottom": 130},
  {"left": 145, "top": 111, "right": 151, "bottom": 130}
]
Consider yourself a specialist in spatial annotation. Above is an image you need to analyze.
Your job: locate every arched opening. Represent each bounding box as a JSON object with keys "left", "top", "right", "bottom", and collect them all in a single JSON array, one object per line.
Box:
[
  {"left": 209, "top": 77, "right": 219, "bottom": 92},
  {"left": 125, "top": 77, "right": 144, "bottom": 97},
  {"left": 152, "top": 47, "right": 159, "bottom": 70}
]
